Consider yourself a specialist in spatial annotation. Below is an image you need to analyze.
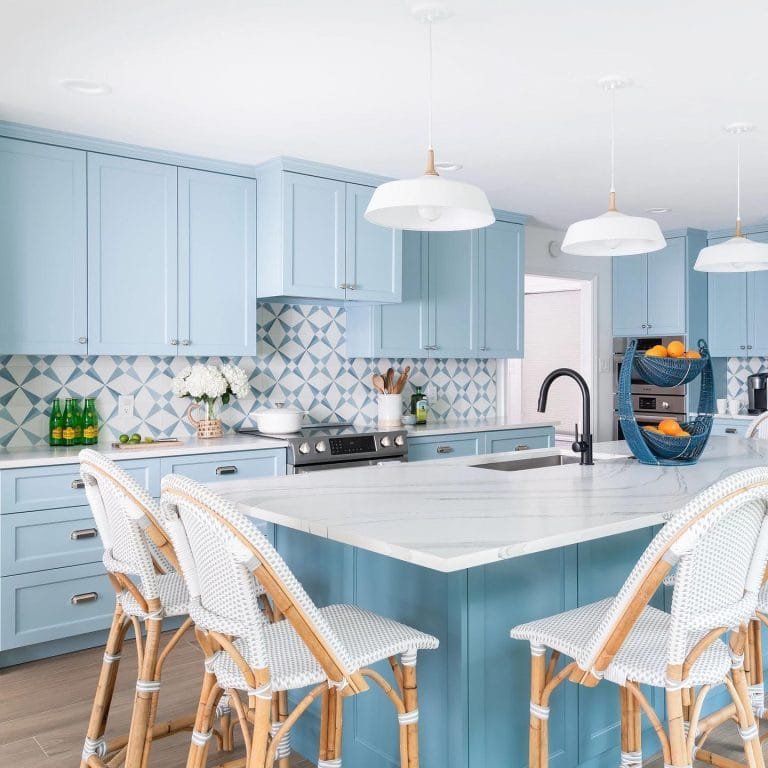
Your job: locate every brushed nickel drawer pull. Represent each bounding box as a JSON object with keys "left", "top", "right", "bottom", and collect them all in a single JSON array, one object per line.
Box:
[
  {"left": 215, "top": 466, "right": 238, "bottom": 476},
  {"left": 71, "top": 591, "right": 98, "bottom": 605},
  {"left": 71, "top": 527, "right": 98, "bottom": 540},
  {"left": 514, "top": 445, "right": 531, "bottom": 451},
  {"left": 725, "top": 428, "right": 737, "bottom": 434},
  {"left": 436, "top": 446, "right": 454, "bottom": 454},
  {"left": 71, "top": 479, "right": 86, "bottom": 490}
]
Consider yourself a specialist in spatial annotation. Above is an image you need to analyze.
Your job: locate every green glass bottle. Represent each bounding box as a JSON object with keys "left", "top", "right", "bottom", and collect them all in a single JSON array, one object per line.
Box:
[
  {"left": 72, "top": 399, "right": 83, "bottom": 445},
  {"left": 82, "top": 399, "right": 99, "bottom": 445},
  {"left": 49, "top": 399, "right": 64, "bottom": 446},
  {"left": 62, "top": 399, "right": 77, "bottom": 446}
]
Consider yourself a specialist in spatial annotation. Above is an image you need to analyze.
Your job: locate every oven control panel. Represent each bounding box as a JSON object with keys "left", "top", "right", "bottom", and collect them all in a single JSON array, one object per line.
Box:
[{"left": 329, "top": 435, "right": 376, "bottom": 456}]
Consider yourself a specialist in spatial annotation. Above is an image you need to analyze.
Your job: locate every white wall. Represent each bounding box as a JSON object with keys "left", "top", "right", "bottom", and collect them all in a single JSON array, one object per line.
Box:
[{"left": 523, "top": 225, "right": 614, "bottom": 442}]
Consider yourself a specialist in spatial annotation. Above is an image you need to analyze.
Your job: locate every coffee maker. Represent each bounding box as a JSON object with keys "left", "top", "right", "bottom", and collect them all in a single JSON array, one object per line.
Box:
[{"left": 748, "top": 373, "right": 768, "bottom": 413}]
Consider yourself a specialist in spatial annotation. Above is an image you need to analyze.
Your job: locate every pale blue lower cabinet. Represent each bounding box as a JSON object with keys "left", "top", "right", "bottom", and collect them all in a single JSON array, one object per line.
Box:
[
  {"left": 710, "top": 418, "right": 750, "bottom": 438},
  {"left": 271, "top": 525, "right": 697, "bottom": 768},
  {"left": 407, "top": 427, "right": 555, "bottom": 462},
  {"left": 0, "top": 448, "right": 286, "bottom": 665}
]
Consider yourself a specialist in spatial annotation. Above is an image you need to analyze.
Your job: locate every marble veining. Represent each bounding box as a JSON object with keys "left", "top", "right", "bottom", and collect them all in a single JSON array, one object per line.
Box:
[{"left": 226, "top": 437, "right": 768, "bottom": 573}]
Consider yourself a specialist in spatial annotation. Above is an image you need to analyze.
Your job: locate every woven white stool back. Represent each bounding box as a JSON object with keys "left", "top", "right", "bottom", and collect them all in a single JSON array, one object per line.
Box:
[
  {"left": 159, "top": 474, "right": 357, "bottom": 679},
  {"left": 79, "top": 449, "right": 172, "bottom": 601},
  {"left": 580, "top": 467, "right": 768, "bottom": 676},
  {"left": 746, "top": 412, "right": 768, "bottom": 440}
]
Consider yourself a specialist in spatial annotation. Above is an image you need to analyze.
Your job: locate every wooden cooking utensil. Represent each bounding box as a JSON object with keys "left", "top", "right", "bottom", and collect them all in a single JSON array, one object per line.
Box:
[
  {"left": 394, "top": 366, "right": 411, "bottom": 394},
  {"left": 372, "top": 374, "right": 386, "bottom": 394},
  {"left": 385, "top": 367, "right": 395, "bottom": 394}
]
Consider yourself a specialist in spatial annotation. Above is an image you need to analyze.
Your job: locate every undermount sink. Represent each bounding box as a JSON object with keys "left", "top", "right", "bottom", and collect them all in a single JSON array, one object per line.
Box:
[{"left": 472, "top": 454, "right": 582, "bottom": 472}]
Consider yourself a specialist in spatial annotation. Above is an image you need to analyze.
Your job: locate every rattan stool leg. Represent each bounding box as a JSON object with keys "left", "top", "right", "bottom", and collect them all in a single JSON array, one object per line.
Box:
[
  {"left": 277, "top": 690, "right": 291, "bottom": 768},
  {"left": 529, "top": 648, "right": 548, "bottom": 768},
  {"left": 80, "top": 604, "right": 129, "bottom": 768},
  {"left": 666, "top": 687, "right": 690, "bottom": 768},
  {"left": 619, "top": 685, "right": 642, "bottom": 768},
  {"left": 748, "top": 618, "right": 765, "bottom": 717},
  {"left": 402, "top": 659, "right": 419, "bottom": 768},
  {"left": 185, "top": 670, "right": 221, "bottom": 768},
  {"left": 729, "top": 663, "right": 765, "bottom": 768},
  {"left": 247, "top": 691, "right": 272, "bottom": 768}
]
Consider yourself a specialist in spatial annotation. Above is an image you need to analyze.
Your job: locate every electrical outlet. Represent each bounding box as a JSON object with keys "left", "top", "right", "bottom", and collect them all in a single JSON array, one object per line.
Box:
[{"left": 118, "top": 395, "right": 134, "bottom": 418}]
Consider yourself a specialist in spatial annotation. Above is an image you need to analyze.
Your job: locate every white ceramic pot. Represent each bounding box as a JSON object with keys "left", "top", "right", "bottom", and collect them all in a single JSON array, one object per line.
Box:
[{"left": 254, "top": 404, "right": 305, "bottom": 434}]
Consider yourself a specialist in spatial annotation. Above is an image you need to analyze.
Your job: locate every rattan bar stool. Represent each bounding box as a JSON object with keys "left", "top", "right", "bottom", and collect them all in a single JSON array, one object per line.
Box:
[
  {"left": 158, "top": 474, "right": 439, "bottom": 768},
  {"left": 511, "top": 467, "right": 768, "bottom": 768},
  {"left": 78, "top": 450, "right": 236, "bottom": 768}
]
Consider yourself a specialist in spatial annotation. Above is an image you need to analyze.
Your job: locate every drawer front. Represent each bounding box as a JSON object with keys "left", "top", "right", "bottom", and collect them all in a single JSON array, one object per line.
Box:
[
  {"left": 407, "top": 434, "right": 483, "bottom": 462},
  {"left": 1, "top": 459, "right": 160, "bottom": 514},
  {"left": 485, "top": 429, "right": 554, "bottom": 454},
  {"left": 1, "top": 506, "right": 101, "bottom": 576},
  {"left": 0, "top": 563, "right": 113, "bottom": 650},
  {"left": 711, "top": 420, "right": 749, "bottom": 437},
  {"left": 160, "top": 449, "right": 287, "bottom": 485}
]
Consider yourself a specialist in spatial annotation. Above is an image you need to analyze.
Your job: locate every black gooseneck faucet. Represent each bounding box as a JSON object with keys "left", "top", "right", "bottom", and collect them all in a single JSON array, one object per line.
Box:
[{"left": 537, "top": 368, "right": 594, "bottom": 466}]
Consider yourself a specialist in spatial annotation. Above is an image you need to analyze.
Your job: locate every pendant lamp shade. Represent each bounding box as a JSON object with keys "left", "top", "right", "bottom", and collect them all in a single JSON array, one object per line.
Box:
[
  {"left": 561, "top": 209, "right": 666, "bottom": 257},
  {"left": 365, "top": 173, "right": 495, "bottom": 231},
  {"left": 694, "top": 236, "right": 768, "bottom": 272}
]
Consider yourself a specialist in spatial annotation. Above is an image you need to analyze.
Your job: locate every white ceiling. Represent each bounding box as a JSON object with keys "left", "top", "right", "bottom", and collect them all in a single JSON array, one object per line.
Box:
[{"left": 3, "top": 0, "right": 768, "bottom": 232}]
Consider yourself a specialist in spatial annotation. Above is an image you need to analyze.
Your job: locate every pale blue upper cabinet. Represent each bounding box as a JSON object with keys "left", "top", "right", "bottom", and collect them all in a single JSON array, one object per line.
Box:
[
  {"left": 478, "top": 220, "right": 524, "bottom": 357},
  {"left": 748, "top": 270, "right": 768, "bottom": 356},
  {"left": 708, "top": 272, "right": 747, "bottom": 356},
  {"left": 256, "top": 160, "right": 402, "bottom": 303},
  {"left": 428, "top": 230, "right": 478, "bottom": 356},
  {"left": 87, "top": 154, "right": 178, "bottom": 355},
  {"left": 646, "top": 237, "right": 686, "bottom": 334},
  {"left": 612, "top": 255, "right": 648, "bottom": 336},
  {"left": 0, "top": 138, "right": 87, "bottom": 354},
  {"left": 345, "top": 183, "right": 402, "bottom": 302},
  {"left": 178, "top": 169, "right": 257, "bottom": 356}
]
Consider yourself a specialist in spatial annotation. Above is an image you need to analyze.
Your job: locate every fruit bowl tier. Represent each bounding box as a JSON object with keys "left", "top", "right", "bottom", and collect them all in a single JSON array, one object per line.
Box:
[
  {"left": 640, "top": 418, "right": 712, "bottom": 461},
  {"left": 633, "top": 353, "right": 707, "bottom": 387}
]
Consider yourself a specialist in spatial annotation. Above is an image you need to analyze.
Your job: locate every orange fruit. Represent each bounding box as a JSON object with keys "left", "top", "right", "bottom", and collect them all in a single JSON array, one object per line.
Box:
[
  {"left": 659, "top": 419, "right": 682, "bottom": 436},
  {"left": 646, "top": 345, "right": 668, "bottom": 358},
  {"left": 643, "top": 425, "right": 661, "bottom": 433},
  {"left": 666, "top": 340, "right": 685, "bottom": 358},
  {"left": 685, "top": 350, "right": 701, "bottom": 359},
  {"left": 677, "top": 429, "right": 691, "bottom": 437}
]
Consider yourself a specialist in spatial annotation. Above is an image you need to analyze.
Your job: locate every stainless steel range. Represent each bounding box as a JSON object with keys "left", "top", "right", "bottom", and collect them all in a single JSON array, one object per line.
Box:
[{"left": 237, "top": 423, "right": 408, "bottom": 473}]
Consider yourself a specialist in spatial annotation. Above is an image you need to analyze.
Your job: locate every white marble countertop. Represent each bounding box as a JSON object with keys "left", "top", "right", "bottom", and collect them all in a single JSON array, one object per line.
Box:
[
  {"left": 403, "top": 418, "right": 558, "bottom": 437},
  {"left": 0, "top": 433, "right": 287, "bottom": 469},
  {"left": 712, "top": 413, "right": 754, "bottom": 421},
  {"left": 226, "top": 437, "right": 768, "bottom": 573}
]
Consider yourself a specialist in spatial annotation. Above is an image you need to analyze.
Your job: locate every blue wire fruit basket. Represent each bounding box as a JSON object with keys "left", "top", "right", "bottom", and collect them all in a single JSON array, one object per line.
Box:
[{"left": 618, "top": 338, "right": 714, "bottom": 466}]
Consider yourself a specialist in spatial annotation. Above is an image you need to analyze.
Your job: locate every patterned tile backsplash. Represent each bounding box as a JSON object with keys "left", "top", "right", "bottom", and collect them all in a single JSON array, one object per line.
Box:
[
  {"left": 727, "top": 357, "right": 768, "bottom": 402},
  {"left": 0, "top": 303, "right": 496, "bottom": 447}
]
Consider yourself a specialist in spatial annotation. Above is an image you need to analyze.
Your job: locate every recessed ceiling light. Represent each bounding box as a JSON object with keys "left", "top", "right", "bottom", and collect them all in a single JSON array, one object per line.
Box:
[
  {"left": 60, "top": 79, "right": 112, "bottom": 95},
  {"left": 434, "top": 161, "right": 463, "bottom": 172},
  {"left": 646, "top": 207, "right": 671, "bottom": 214}
]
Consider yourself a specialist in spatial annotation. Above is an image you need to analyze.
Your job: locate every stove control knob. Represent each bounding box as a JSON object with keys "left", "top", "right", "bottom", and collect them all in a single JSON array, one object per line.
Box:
[
  {"left": 298, "top": 441, "right": 311, "bottom": 455},
  {"left": 315, "top": 440, "right": 327, "bottom": 453},
  {"left": 661, "top": 401, "right": 670, "bottom": 410},
  {"left": 394, "top": 435, "right": 405, "bottom": 447},
  {"left": 380, "top": 435, "right": 392, "bottom": 447}
]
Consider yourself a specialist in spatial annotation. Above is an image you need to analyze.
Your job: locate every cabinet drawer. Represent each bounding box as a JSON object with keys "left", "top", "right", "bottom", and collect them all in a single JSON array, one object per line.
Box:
[
  {"left": 0, "top": 459, "right": 159, "bottom": 514},
  {"left": 0, "top": 563, "right": 113, "bottom": 650},
  {"left": 485, "top": 428, "right": 554, "bottom": 454},
  {"left": 1, "top": 506, "right": 101, "bottom": 576},
  {"left": 710, "top": 420, "right": 749, "bottom": 438},
  {"left": 160, "top": 449, "right": 287, "bottom": 484},
  {"left": 407, "top": 434, "right": 483, "bottom": 462}
]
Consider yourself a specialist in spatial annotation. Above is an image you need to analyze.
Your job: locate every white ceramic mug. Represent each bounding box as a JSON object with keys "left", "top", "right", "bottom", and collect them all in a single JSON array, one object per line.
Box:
[
  {"left": 377, "top": 393, "right": 403, "bottom": 427},
  {"left": 728, "top": 399, "right": 741, "bottom": 416},
  {"left": 716, "top": 398, "right": 727, "bottom": 415}
]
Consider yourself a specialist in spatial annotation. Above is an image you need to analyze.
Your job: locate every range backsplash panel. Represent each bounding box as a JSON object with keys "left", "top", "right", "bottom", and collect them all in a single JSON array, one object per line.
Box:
[{"left": 0, "top": 303, "right": 496, "bottom": 447}]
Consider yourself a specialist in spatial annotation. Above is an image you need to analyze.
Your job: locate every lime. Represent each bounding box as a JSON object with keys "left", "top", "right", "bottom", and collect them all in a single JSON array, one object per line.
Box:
[
  {"left": 119, "top": 434, "right": 129, "bottom": 444},
  {"left": 143, "top": 436, "right": 154, "bottom": 443},
  {"left": 129, "top": 433, "right": 141, "bottom": 443}
]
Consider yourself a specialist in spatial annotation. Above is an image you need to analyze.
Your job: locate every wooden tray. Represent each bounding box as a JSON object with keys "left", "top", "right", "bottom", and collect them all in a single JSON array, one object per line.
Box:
[{"left": 109, "top": 439, "right": 184, "bottom": 451}]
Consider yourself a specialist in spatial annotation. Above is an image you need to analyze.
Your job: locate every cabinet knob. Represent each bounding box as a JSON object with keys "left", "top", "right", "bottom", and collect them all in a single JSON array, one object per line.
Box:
[
  {"left": 169, "top": 339, "right": 179, "bottom": 346},
  {"left": 71, "top": 591, "right": 98, "bottom": 605},
  {"left": 436, "top": 445, "right": 454, "bottom": 454},
  {"left": 181, "top": 339, "right": 191, "bottom": 346},
  {"left": 347, "top": 284, "right": 358, "bottom": 291},
  {"left": 480, "top": 346, "right": 488, "bottom": 351},
  {"left": 71, "top": 527, "right": 98, "bottom": 541},
  {"left": 741, "top": 345, "right": 747, "bottom": 350},
  {"left": 215, "top": 465, "right": 238, "bottom": 476},
  {"left": 726, "top": 428, "right": 738, "bottom": 434},
  {"left": 641, "top": 324, "right": 647, "bottom": 329},
  {"left": 647, "top": 324, "right": 652, "bottom": 329},
  {"left": 514, "top": 444, "right": 530, "bottom": 451},
  {"left": 71, "top": 479, "right": 85, "bottom": 490},
  {"left": 748, "top": 345, "right": 753, "bottom": 350},
  {"left": 337, "top": 283, "right": 349, "bottom": 290},
  {"left": 78, "top": 337, "right": 88, "bottom": 344}
]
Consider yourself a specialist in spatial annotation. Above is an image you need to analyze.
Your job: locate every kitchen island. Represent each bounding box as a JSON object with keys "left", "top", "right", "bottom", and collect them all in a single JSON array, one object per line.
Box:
[{"left": 222, "top": 437, "right": 768, "bottom": 768}]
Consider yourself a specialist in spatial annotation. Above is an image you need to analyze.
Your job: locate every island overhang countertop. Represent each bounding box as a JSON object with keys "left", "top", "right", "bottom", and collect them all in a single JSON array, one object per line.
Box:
[{"left": 221, "top": 436, "right": 768, "bottom": 573}]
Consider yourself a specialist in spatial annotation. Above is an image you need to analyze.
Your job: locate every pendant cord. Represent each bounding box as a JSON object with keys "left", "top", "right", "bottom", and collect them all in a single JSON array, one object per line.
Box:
[
  {"left": 736, "top": 131, "right": 742, "bottom": 228},
  {"left": 427, "top": 19, "right": 433, "bottom": 151},
  {"left": 609, "top": 86, "right": 616, "bottom": 194}
]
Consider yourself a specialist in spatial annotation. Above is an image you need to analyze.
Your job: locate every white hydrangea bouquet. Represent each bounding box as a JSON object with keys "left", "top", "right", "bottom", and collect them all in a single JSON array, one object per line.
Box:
[{"left": 172, "top": 362, "right": 250, "bottom": 438}]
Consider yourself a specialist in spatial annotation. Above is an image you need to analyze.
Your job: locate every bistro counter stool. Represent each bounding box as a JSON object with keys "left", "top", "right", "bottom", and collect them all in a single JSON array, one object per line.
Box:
[
  {"left": 746, "top": 412, "right": 768, "bottom": 440},
  {"left": 78, "top": 450, "right": 236, "bottom": 768},
  {"left": 158, "top": 474, "right": 439, "bottom": 768},
  {"left": 511, "top": 467, "right": 768, "bottom": 768}
]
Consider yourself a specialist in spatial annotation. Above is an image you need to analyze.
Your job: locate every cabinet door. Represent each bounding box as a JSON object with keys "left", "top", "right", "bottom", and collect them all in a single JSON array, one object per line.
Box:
[
  {"left": 646, "top": 238, "right": 686, "bottom": 335},
  {"left": 178, "top": 169, "right": 257, "bottom": 356},
  {"left": 748, "top": 270, "right": 768, "bottom": 356},
  {"left": 87, "top": 154, "right": 178, "bottom": 355},
  {"left": 612, "top": 254, "right": 647, "bottom": 336},
  {"left": 0, "top": 138, "right": 87, "bottom": 354},
  {"left": 707, "top": 272, "right": 747, "bottom": 356},
  {"left": 427, "top": 231, "right": 478, "bottom": 357},
  {"left": 345, "top": 183, "right": 402, "bottom": 302},
  {"left": 478, "top": 220, "right": 524, "bottom": 357},
  {"left": 283, "top": 172, "right": 345, "bottom": 300}
]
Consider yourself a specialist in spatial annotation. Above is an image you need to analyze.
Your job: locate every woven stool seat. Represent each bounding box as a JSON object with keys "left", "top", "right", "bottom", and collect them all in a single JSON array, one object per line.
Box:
[{"left": 118, "top": 572, "right": 190, "bottom": 619}]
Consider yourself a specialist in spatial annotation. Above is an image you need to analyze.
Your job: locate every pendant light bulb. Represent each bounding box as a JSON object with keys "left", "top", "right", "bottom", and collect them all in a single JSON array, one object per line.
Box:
[
  {"left": 364, "top": 3, "right": 495, "bottom": 232},
  {"left": 694, "top": 123, "right": 768, "bottom": 272},
  {"left": 561, "top": 76, "right": 666, "bottom": 257}
]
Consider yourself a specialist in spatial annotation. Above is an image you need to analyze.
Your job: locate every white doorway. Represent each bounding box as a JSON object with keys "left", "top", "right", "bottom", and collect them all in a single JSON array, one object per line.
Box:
[{"left": 502, "top": 273, "right": 595, "bottom": 443}]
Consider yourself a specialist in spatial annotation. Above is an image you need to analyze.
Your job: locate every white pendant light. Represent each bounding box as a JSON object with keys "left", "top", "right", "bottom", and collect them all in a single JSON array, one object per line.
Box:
[
  {"left": 694, "top": 123, "right": 768, "bottom": 272},
  {"left": 365, "top": 3, "right": 494, "bottom": 232},
  {"left": 562, "top": 76, "right": 666, "bottom": 257}
]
